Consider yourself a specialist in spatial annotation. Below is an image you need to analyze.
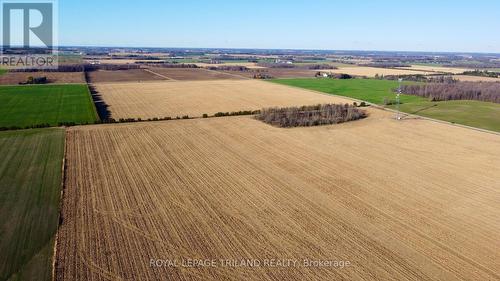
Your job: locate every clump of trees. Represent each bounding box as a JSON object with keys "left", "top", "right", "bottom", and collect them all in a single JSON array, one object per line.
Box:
[
  {"left": 315, "top": 72, "right": 352, "bottom": 79},
  {"left": 253, "top": 73, "right": 274, "bottom": 79},
  {"left": 256, "top": 104, "right": 366, "bottom": 128},
  {"left": 401, "top": 82, "right": 500, "bottom": 103},
  {"left": 335, "top": 73, "right": 353, "bottom": 79},
  {"left": 353, "top": 101, "right": 368, "bottom": 107},
  {"left": 383, "top": 97, "right": 400, "bottom": 106},
  {"left": 20, "top": 76, "right": 48, "bottom": 84}
]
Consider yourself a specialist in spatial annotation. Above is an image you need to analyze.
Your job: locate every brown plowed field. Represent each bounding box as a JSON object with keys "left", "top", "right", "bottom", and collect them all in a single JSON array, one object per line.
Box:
[
  {"left": 147, "top": 68, "right": 244, "bottom": 81},
  {"left": 57, "top": 110, "right": 500, "bottom": 280},
  {"left": 0, "top": 72, "right": 86, "bottom": 85},
  {"left": 94, "top": 80, "right": 352, "bottom": 119},
  {"left": 86, "top": 69, "right": 168, "bottom": 83}
]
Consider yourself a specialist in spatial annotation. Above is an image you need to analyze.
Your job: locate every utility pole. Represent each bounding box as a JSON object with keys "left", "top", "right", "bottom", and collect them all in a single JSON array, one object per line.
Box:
[{"left": 396, "top": 78, "right": 402, "bottom": 120}]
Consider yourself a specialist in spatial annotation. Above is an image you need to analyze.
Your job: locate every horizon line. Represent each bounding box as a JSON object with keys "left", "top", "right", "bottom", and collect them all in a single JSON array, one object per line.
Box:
[{"left": 56, "top": 45, "right": 500, "bottom": 56}]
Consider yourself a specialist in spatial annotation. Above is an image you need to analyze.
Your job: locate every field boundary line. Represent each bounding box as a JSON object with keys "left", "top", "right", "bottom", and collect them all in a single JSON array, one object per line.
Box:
[
  {"left": 204, "top": 68, "right": 251, "bottom": 80},
  {"left": 52, "top": 129, "right": 67, "bottom": 281},
  {"left": 89, "top": 80, "right": 177, "bottom": 85},
  {"left": 0, "top": 83, "right": 88, "bottom": 87},
  {"left": 85, "top": 84, "right": 100, "bottom": 122},
  {"left": 395, "top": 67, "right": 452, "bottom": 74},
  {"left": 380, "top": 106, "right": 500, "bottom": 136},
  {"left": 143, "top": 68, "right": 176, "bottom": 81},
  {"left": 269, "top": 81, "right": 500, "bottom": 136}
]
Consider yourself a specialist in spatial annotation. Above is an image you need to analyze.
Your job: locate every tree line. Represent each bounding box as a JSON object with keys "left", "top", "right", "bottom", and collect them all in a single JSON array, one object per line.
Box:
[
  {"left": 9, "top": 64, "right": 142, "bottom": 72},
  {"left": 401, "top": 82, "right": 500, "bottom": 103},
  {"left": 256, "top": 63, "right": 296, "bottom": 69},
  {"left": 462, "top": 70, "right": 499, "bottom": 78},
  {"left": 207, "top": 66, "right": 249, "bottom": 71},
  {"left": 381, "top": 74, "right": 456, "bottom": 83},
  {"left": 139, "top": 63, "right": 199, "bottom": 68},
  {"left": 309, "top": 64, "right": 337, "bottom": 70},
  {"left": 360, "top": 63, "right": 411, "bottom": 68}
]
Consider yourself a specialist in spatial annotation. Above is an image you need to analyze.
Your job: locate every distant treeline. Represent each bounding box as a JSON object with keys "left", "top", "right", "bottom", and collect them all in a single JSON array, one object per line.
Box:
[
  {"left": 296, "top": 56, "right": 326, "bottom": 61},
  {"left": 139, "top": 63, "right": 200, "bottom": 68},
  {"left": 204, "top": 55, "right": 256, "bottom": 61},
  {"left": 360, "top": 63, "right": 411, "bottom": 68},
  {"left": 207, "top": 66, "right": 249, "bottom": 71},
  {"left": 256, "top": 104, "right": 366, "bottom": 128},
  {"left": 88, "top": 64, "right": 141, "bottom": 71},
  {"left": 444, "top": 63, "right": 500, "bottom": 69},
  {"left": 401, "top": 82, "right": 500, "bottom": 103},
  {"left": 110, "top": 55, "right": 163, "bottom": 60},
  {"left": 382, "top": 74, "right": 456, "bottom": 83},
  {"left": 462, "top": 70, "right": 499, "bottom": 78},
  {"left": 10, "top": 64, "right": 85, "bottom": 72},
  {"left": 257, "top": 63, "right": 295, "bottom": 68},
  {"left": 309, "top": 64, "right": 337, "bottom": 70},
  {"left": 9, "top": 64, "right": 142, "bottom": 72}
]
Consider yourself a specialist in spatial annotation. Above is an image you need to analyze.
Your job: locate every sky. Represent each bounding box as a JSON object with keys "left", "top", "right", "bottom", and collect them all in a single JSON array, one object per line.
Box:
[{"left": 59, "top": 0, "right": 500, "bottom": 53}]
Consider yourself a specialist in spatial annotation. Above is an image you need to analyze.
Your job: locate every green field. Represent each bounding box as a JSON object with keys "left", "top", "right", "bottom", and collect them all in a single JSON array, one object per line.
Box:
[
  {"left": 482, "top": 68, "right": 500, "bottom": 72},
  {"left": 168, "top": 58, "right": 200, "bottom": 63},
  {"left": 393, "top": 100, "right": 500, "bottom": 132},
  {"left": 0, "top": 84, "right": 98, "bottom": 129},
  {"left": 272, "top": 78, "right": 423, "bottom": 104},
  {"left": 57, "top": 54, "right": 83, "bottom": 64},
  {"left": 219, "top": 59, "right": 251, "bottom": 63},
  {"left": 271, "top": 78, "right": 500, "bottom": 132},
  {"left": 0, "top": 128, "right": 65, "bottom": 281},
  {"left": 0, "top": 69, "right": 6, "bottom": 76}
]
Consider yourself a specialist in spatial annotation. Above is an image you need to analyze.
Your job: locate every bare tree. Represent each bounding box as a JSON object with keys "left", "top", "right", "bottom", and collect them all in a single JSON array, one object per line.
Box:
[{"left": 256, "top": 104, "right": 366, "bottom": 128}]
